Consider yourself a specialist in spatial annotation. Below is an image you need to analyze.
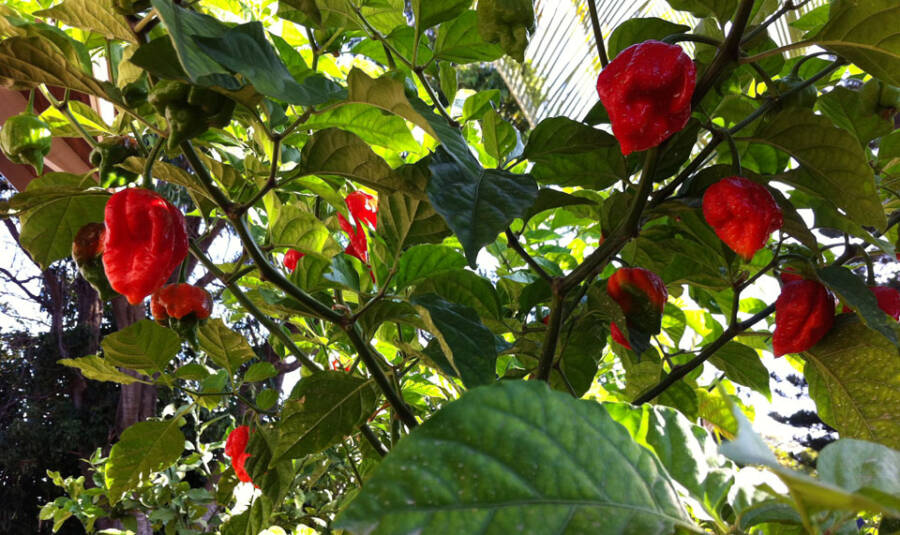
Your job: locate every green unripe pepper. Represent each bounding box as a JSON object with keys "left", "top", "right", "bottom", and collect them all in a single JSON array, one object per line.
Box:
[
  {"left": 477, "top": 0, "right": 535, "bottom": 62},
  {"left": 148, "top": 79, "right": 235, "bottom": 150},
  {"left": 0, "top": 112, "right": 53, "bottom": 174},
  {"left": 769, "top": 74, "right": 817, "bottom": 110},
  {"left": 89, "top": 137, "right": 140, "bottom": 186}
]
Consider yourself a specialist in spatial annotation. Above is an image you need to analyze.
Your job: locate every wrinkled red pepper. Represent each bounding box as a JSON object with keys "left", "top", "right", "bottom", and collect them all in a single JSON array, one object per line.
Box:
[
  {"left": 607, "top": 267, "right": 667, "bottom": 348},
  {"left": 703, "top": 176, "right": 783, "bottom": 260},
  {"left": 283, "top": 249, "right": 304, "bottom": 272},
  {"left": 595, "top": 40, "right": 696, "bottom": 155},
  {"left": 150, "top": 283, "right": 212, "bottom": 324},
  {"left": 610, "top": 321, "right": 631, "bottom": 350},
  {"left": 337, "top": 191, "right": 377, "bottom": 264},
  {"left": 72, "top": 222, "right": 117, "bottom": 300},
  {"left": 102, "top": 188, "right": 188, "bottom": 305},
  {"left": 842, "top": 286, "right": 900, "bottom": 320},
  {"left": 772, "top": 279, "right": 835, "bottom": 357},
  {"left": 225, "top": 425, "right": 254, "bottom": 484}
]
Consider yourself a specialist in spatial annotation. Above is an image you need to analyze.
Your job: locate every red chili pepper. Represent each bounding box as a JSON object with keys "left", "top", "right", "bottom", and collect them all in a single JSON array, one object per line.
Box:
[
  {"left": 841, "top": 286, "right": 900, "bottom": 320},
  {"left": 703, "top": 176, "right": 783, "bottom": 260},
  {"left": 283, "top": 249, "right": 304, "bottom": 272},
  {"left": 337, "top": 191, "right": 377, "bottom": 263},
  {"left": 610, "top": 321, "right": 631, "bottom": 350},
  {"left": 102, "top": 188, "right": 188, "bottom": 305},
  {"left": 595, "top": 40, "right": 696, "bottom": 155},
  {"left": 225, "top": 425, "right": 254, "bottom": 484},
  {"left": 779, "top": 267, "right": 804, "bottom": 284},
  {"left": 772, "top": 279, "right": 835, "bottom": 357},
  {"left": 150, "top": 283, "right": 212, "bottom": 324},
  {"left": 72, "top": 222, "right": 118, "bottom": 300}
]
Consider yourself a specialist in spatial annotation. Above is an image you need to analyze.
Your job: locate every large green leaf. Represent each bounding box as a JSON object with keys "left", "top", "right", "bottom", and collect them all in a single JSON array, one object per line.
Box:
[
  {"left": 198, "top": 318, "right": 257, "bottom": 377},
  {"left": 411, "top": 294, "right": 498, "bottom": 387},
  {"left": 708, "top": 342, "right": 771, "bottom": 399},
  {"left": 750, "top": 108, "right": 885, "bottom": 229},
  {"left": 607, "top": 18, "right": 690, "bottom": 59},
  {"left": 58, "top": 355, "right": 148, "bottom": 385},
  {"left": 33, "top": 0, "right": 137, "bottom": 43},
  {"left": 102, "top": 320, "right": 181, "bottom": 373},
  {"left": 815, "top": 0, "right": 900, "bottom": 86},
  {"left": 273, "top": 371, "right": 378, "bottom": 463},
  {"left": 304, "top": 103, "right": 420, "bottom": 153},
  {"left": 664, "top": 0, "right": 735, "bottom": 22},
  {"left": 106, "top": 419, "right": 185, "bottom": 504},
  {"left": 150, "top": 0, "right": 238, "bottom": 88},
  {"left": 427, "top": 147, "right": 538, "bottom": 266},
  {"left": 816, "top": 439, "right": 900, "bottom": 513},
  {"left": 804, "top": 315, "right": 900, "bottom": 450},
  {"left": 393, "top": 244, "right": 466, "bottom": 289},
  {"left": 433, "top": 10, "right": 504, "bottom": 64},
  {"left": 413, "top": 269, "right": 502, "bottom": 322},
  {"left": 335, "top": 380, "right": 696, "bottom": 534},
  {"left": 0, "top": 36, "right": 107, "bottom": 96},
  {"left": 298, "top": 128, "right": 395, "bottom": 192},
  {"left": 815, "top": 83, "right": 894, "bottom": 146},
  {"left": 270, "top": 205, "right": 342, "bottom": 260},
  {"left": 345, "top": 68, "right": 436, "bottom": 138},
  {"left": 818, "top": 265, "right": 900, "bottom": 347},
  {"left": 412, "top": 0, "right": 471, "bottom": 32},
  {"left": 195, "top": 22, "right": 345, "bottom": 105},
  {"left": 376, "top": 186, "right": 451, "bottom": 261},
  {"left": 523, "top": 117, "right": 626, "bottom": 189},
  {"left": 15, "top": 173, "right": 108, "bottom": 270}
]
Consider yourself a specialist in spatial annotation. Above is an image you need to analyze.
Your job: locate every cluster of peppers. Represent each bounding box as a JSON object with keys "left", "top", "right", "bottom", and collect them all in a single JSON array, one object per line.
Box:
[
  {"left": 148, "top": 80, "right": 235, "bottom": 151},
  {"left": 595, "top": 39, "right": 900, "bottom": 358}
]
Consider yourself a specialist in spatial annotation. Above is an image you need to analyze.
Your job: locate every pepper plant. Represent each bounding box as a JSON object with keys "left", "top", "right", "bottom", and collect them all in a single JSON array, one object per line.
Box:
[{"left": 2, "top": 0, "right": 900, "bottom": 533}]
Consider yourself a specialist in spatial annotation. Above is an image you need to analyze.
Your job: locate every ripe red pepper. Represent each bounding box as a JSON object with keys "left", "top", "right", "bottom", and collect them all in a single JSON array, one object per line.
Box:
[
  {"left": 150, "top": 283, "right": 212, "bottom": 324},
  {"left": 283, "top": 249, "right": 304, "bottom": 272},
  {"left": 337, "top": 191, "right": 377, "bottom": 264},
  {"left": 772, "top": 280, "right": 835, "bottom": 357},
  {"left": 779, "top": 267, "right": 804, "bottom": 284},
  {"left": 595, "top": 40, "right": 696, "bottom": 155},
  {"left": 607, "top": 267, "right": 667, "bottom": 348},
  {"left": 610, "top": 321, "right": 631, "bottom": 350},
  {"left": 703, "top": 176, "right": 783, "bottom": 260},
  {"left": 224, "top": 425, "right": 254, "bottom": 484},
  {"left": 841, "top": 286, "right": 900, "bottom": 320},
  {"left": 102, "top": 189, "right": 188, "bottom": 305}
]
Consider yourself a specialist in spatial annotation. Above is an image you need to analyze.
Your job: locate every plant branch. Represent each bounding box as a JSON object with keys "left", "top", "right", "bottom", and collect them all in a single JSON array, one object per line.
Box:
[
  {"left": 632, "top": 303, "right": 775, "bottom": 404},
  {"left": 40, "top": 86, "right": 98, "bottom": 148},
  {"left": 586, "top": 0, "right": 609, "bottom": 67},
  {"left": 142, "top": 136, "right": 164, "bottom": 189},
  {"left": 414, "top": 67, "right": 458, "bottom": 128},
  {"left": 505, "top": 228, "right": 552, "bottom": 283},
  {"left": 179, "top": 141, "right": 236, "bottom": 214},
  {"left": 692, "top": 0, "right": 756, "bottom": 107},
  {"left": 358, "top": 424, "right": 388, "bottom": 457},
  {"left": 189, "top": 242, "right": 322, "bottom": 372},
  {"left": 240, "top": 136, "right": 282, "bottom": 213},
  {"left": 739, "top": 40, "right": 814, "bottom": 64},
  {"left": 741, "top": 0, "right": 814, "bottom": 44},
  {"left": 536, "top": 284, "right": 565, "bottom": 381}
]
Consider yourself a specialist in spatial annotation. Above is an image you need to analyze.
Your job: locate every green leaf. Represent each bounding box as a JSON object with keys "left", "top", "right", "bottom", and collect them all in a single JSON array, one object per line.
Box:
[
  {"left": 607, "top": 18, "right": 690, "bottom": 59},
  {"left": 0, "top": 36, "right": 108, "bottom": 96},
  {"left": 195, "top": 22, "right": 345, "bottom": 105},
  {"left": 270, "top": 205, "right": 342, "bottom": 260},
  {"left": 15, "top": 173, "right": 108, "bottom": 270},
  {"left": 524, "top": 188, "right": 597, "bottom": 223},
  {"left": 34, "top": 0, "right": 137, "bottom": 43},
  {"left": 720, "top": 397, "right": 900, "bottom": 517},
  {"left": 462, "top": 89, "right": 500, "bottom": 122},
  {"left": 751, "top": 108, "right": 885, "bottom": 229},
  {"left": 413, "top": 0, "right": 471, "bottom": 32},
  {"left": 413, "top": 269, "right": 502, "bottom": 322},
  {"left": 299, "top": 128, "right": 395, "bottom": 192},
  {"left": 817, "top": 439, "right": 900, "bottom": 513},
  {"left": 376, "top": 185, "right": 451, "bottom": 262},
  {"left": 439, "top": 60, "right": 458, "bottom": 104},
  {"left": 243, "top": 362, "right": 278, "bottom": 383},
  {"left": 554, "top": 315, "right": 606, "bottom": 397},
  {"left": 427, "top": 147, "right": 538, "bottom": 266},
  {"left": 411, "top": 294, "right": 498, "bottom": 387},
  {"left": 524, "top": 116, "right": 619, "bottom": 160},
  {"left": 102, "top": 320, "right": 181, "bottom": 373},
  {"left": 815, "top": 83, "right": 894, "bottom": 146},
  {"left": 58, "top": 355, "right": 148, "bottom": 385},
  {"left": 665, "top": 0, "right": 736, "bottom": 23},
  {"left": 150, "top": 0, "right": 238, "bottom": 88},
  {"left": 480, "top": 108, "right": 517, "bottom": 162},
  {"left": 818, "top": 265, "right": 900, "bottom": 347},
  {"left": 815, "top": 0, "right": 900, "bottom": 85},
  {"left": 274, "top": 371, "right": 377, "bottom": 463},
  {"left": 198, "top": 318, "right": 257, "bottom": 376},
  {"left": 393, "top": 245, "right": 467, "bottom": 289},
  {"left": 434, "top": 10, "right": 504, "bottom": 63},
  {"left": 530, "top": 146, "right": 625, "bottom": 189},
  {"left": 106, "top": 419, "right": 185, "bottom": 504},
  {"left": 708, "top": 342, "right": 771, "bottom": 399},
  {"left": 335, "top": 380, "right": 695, "bottom": 534},
  {"left": 804, "top": 315, "right": 900, "bottom": 450},
  {"left": 304, "top": 103, "right": 420, "bottom": 153},
  {"left": 345, "top": 68, "right": 436, "bottom": 138}
]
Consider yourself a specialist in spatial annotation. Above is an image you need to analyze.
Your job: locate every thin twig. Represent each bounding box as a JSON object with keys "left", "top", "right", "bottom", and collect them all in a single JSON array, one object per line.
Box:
[
  {"left": 505, "top": 228, "right": 552, "bottom": 283},
  {"left": 586, "top": 0, "right": 609, "bottom": 67}
]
